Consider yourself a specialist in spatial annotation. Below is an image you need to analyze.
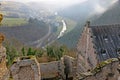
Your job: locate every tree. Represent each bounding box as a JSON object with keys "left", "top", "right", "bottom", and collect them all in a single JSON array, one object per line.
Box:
[
  {"left": 21, "top": 47, "right": 26, "bottom": 56},
  {"left": 35, "top": 50, "right": 44, "bottom": 57},
  {"left": 6, "top": 46, "right": 18, "bottom": 66},
  {"left": 27, "top": 47, "right": 32, "bottom": 55},
  {"left": 46, "top": 46, "right": 64, "bottom": 60},
  {"left": 27, "top": 47, "right": 37, "bottom": 56},
  {"left": 46, "top": 46, "right": 55, "bottom": 58}
]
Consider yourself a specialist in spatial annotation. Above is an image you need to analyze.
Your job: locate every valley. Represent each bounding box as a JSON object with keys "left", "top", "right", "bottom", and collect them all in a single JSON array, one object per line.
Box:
[
  {"left": 0, "top": 0, "right": 118, "bottom": 49},
  {"left": 0, "top": 0, "right": 120, "bottom": 80}
]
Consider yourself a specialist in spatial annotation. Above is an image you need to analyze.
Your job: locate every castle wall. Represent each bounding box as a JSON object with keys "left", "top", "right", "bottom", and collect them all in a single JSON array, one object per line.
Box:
[
  {"left": 40, "top": 60, "right": 65, "bottom": 79},
  {"left": 40, "top": 56, "right": 76, "bottom": 79},
  {"left": 18, "top": 66, "right": 35, "bottom": 80},
  {"left": 0, "top": 46, "right": 9, "bottom": 80},
  {"left": 10, "top": 56, "right": 76, "bottom": 80},
  {"left": 75, "top": 59, "right": 120, "bottom": 80},
  {"left": 11, "top": 56, "right": 41, "bottom": 80},
  {"left": 77, "top": 26, "right": 98, "bottom": 73}
]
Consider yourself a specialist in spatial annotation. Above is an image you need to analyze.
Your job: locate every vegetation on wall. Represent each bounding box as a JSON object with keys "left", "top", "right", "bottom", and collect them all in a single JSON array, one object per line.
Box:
[
  {"left": 4, "top": 38, "right": 74, "bottom": 67},
  {"left": 46, "top": 45, "right": 65, "bottom": 60}
]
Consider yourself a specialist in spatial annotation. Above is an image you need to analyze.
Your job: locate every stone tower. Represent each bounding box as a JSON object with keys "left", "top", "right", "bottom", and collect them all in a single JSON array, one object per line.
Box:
[{"left": 0, "top": 33, "right": 9, "bottom": 80}]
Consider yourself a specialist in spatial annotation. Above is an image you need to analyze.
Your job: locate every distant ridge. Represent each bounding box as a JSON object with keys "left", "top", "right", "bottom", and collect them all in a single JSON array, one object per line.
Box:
[
  {"left": 0, "top": 1, "right": 31, "bottom": 18},
  {"left": 92, "top": 1, "right": 120, "bottom": 25}
]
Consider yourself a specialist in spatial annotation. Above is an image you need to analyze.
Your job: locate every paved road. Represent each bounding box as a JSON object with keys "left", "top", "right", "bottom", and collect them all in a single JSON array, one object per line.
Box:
[
  {"left": 28, "top": 19, "right": 67, "bottom": 48},
  {"left": 27, "top": 25, "right": 51, "bottom": 48}
]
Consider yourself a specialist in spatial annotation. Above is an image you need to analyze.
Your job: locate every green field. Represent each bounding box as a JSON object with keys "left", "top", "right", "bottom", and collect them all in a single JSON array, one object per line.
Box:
[{"left": 1, "top": 18, "right": 28, "bottom": 27}]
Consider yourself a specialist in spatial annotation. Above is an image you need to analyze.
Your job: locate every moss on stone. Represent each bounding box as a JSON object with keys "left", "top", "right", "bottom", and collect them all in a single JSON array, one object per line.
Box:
[{"left": 75, "top": 58, "right": 119, "bottom": 80}]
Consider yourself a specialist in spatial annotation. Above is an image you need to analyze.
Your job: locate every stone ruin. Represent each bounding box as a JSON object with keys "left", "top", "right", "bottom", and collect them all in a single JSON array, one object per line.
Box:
[
  {"left": 11, "top": 56, "right": 41, "bottom": 80},
  {"left": 74, "top": 58, "right": 120, "bottom": 80},
  {"left": 10, "top": 55, "right": 76, "bottom": 80},
  {"left": 0, "top": 33, "right": 9, "bottom": 80}
]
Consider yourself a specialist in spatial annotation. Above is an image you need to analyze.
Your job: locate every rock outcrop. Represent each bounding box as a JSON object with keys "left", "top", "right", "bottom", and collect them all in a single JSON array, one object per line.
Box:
[{"left": 74, "top": 58, "right": 120, "bottom": 80}]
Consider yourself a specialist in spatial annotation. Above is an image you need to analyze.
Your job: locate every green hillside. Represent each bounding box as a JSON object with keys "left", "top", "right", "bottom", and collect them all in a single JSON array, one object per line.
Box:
[
  {"left": 0, "top": 19, "right": 49, "bottom": 45},
  {"left": 0, "top": 1, "right": 31, "bottom": 18},
  {"left": 58, "top": 22, "right": 84, "bottom": 48},
  {"left": 2, "top": 18, "right": 28, "bottom": 26},
  {"left": 0, "top": 1, "right": 31, "bottom": 26}
]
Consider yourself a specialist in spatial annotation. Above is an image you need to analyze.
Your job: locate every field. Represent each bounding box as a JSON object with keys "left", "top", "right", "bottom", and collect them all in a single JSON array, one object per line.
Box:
[{"left": 1, "top": 18, "right": 28, "bottom": 27}]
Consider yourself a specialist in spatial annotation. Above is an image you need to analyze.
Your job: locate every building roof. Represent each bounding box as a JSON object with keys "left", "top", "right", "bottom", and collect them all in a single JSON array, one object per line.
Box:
[{"left": 90, "top": 24, "right": 120, "bottom": 61}]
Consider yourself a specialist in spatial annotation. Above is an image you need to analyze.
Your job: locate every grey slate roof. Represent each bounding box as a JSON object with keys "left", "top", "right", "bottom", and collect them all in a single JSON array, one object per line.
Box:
[{"left": 90, "top": 24, "right": 120, "bottom": 61}]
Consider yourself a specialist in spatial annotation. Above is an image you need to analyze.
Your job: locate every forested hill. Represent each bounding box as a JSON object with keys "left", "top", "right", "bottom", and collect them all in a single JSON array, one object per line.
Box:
[
  {"left": 92, "top": 1, "right": 120, "bottom": 25},
  {"left": 58, "top": 0, "right": 115, "bottom": 22},
  {"left": 58, "top": 0, "right": 118, "bottom": 48},
  {"left": 58, "top": 1, "right": 94, "bottom": 21}
]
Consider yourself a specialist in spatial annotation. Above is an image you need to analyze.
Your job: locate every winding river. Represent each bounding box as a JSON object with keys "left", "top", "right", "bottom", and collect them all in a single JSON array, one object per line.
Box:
[
  {"left": 28, "top": 19, "right": 67, "bottom": 48},
  {"left": 57, "top": 20, "right": 67, "bottom": 38}
]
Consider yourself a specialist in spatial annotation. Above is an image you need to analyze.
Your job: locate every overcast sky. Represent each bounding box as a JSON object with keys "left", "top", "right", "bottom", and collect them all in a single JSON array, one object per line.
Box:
[
  {"left": 1, "top": 0, "right": 87, "bottom": 6},
  {"left": 0, "top": 0, "right": 118, "bottom": 13},
  {"left": 1, "top": 0, "right": 87, "bottom": 3}
]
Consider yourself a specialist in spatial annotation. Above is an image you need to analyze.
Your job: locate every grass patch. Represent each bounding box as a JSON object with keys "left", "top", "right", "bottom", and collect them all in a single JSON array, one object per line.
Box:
[{"left": 1, "top": 18, "right": 28, "bottom": 27}]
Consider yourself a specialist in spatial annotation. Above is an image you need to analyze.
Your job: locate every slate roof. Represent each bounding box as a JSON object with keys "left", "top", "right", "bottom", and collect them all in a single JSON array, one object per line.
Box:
[{"left": 90, "top": 24, "right": 120, "bottom": 61}]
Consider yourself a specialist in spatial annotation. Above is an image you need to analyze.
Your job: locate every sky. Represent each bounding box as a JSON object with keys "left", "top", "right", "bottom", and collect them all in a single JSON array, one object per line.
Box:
[
  {"left": 2, "top": 0, "right": 87, "bottom": 4},
  {"left": 1, "top": 0, "right": 118, "bottom": 13},
  {"left": 1, "top": 0, "right": 88, "bottom": 8}
]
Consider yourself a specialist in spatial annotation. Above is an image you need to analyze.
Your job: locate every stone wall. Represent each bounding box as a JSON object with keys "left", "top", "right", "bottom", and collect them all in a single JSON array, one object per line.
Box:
[
  {"left": 77, "top": 23, "right": 98, "bottom": 73},
  {"left": 40, "top": 56, "right": 76, "bottom": 79},
  {"left": 0, "top": 35, "right": 9, "bottom": 80},
  {"left": 64, "top": 56, "right": 76, "bottom": 78},
  {"left": 74, "top": 58, "right": 120, "bottom": 80},
  {"left": 10, "top": 56, "right": 76, "bottom": 80},
  {"left": 0, "top": 47, "right": 9, "bottom": 80},
  {"left": 40, "top": 60, "right": 65, "bottom": 79},
  {"left": 11, "top": 56, "right": 41, "bottom": 80}
]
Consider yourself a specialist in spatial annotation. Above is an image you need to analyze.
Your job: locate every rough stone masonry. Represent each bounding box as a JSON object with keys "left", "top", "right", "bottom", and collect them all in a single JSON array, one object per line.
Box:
[
  {"left": 11, "top": 56, "right": 41, "bottom": 80},
  {"left": 0, "top": 33, "right": 9, "bottom": 80}
]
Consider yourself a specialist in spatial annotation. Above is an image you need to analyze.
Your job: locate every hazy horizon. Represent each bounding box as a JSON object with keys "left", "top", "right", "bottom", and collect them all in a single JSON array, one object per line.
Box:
[{"left": 1, "top": 0, "right": 87, "bottom": 7}]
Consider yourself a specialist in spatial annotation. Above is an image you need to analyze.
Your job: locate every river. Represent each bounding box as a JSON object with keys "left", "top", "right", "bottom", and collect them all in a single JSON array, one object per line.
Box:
[{"left": 57, "top": 20, "right": 67, "bottom": 38}]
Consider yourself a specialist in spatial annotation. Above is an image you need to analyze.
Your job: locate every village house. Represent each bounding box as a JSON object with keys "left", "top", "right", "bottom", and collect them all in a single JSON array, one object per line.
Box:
[{"left": 77, "top": 21, "right": 120, "bottom": 73}]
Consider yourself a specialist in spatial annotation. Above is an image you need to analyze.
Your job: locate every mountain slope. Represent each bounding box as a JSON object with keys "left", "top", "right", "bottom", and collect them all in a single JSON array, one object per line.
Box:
[
  {"left": 58, "top": 1, "right": 94, "bottom": 21},
  {"left": 92, "top": 1, "right": 120, "bottom": 25},
  {"left": 0, "top": 21, "right": 49, "bottom": 45},
  {"left": 58, "top": 0, "right": 117, "bottom": 48},
  {"left": 58, "top": 0, "right": 115, "bottom": 21}
]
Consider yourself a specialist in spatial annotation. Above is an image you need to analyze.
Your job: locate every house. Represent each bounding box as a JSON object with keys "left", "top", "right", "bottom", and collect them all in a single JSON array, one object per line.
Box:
[{"left": 77, "top": 21, "right": 120, "bottom": 73}]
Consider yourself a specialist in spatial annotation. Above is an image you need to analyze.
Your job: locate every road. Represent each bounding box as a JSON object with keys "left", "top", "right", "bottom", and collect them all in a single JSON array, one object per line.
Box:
[
  {"left": 27, "top": 24, "right": 51, "bottom": 48},
  {"left": 28, "top": 19, "right": 67, "bottom": 48}
]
